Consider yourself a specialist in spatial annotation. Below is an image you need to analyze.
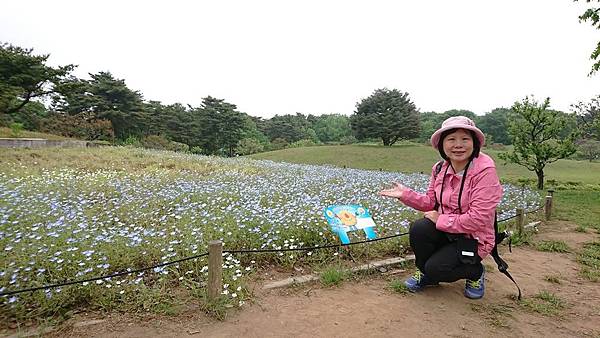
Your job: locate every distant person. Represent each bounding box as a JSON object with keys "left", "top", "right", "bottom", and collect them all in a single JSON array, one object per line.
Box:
[{"left": 378, "top": 116, "right": 502, "bottom": 299}]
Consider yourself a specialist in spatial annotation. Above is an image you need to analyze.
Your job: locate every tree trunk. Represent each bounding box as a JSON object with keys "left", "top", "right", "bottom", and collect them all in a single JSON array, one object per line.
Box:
[
  {"left": 381, "top": 137, "right": 391, "bottom": 146},
  {"left": 6, "top": 96, "right": 31, "bottom": 115},
  {"left": 536, "top": 169, "right": 544, "bottom": 190}
]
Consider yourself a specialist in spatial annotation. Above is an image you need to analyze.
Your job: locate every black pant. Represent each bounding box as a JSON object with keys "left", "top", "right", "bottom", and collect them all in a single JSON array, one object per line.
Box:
[{"left": 409, "top": 218, "right": 483, "bottom": 283}]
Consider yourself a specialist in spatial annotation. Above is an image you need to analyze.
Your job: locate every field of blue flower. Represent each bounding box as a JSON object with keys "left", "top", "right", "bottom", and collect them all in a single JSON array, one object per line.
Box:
[{"left": 0, "top": 147, "right": 541, "bottom": 322}]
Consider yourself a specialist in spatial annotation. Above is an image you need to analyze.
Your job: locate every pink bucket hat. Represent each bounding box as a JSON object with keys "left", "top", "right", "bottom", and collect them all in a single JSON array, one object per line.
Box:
[{"left": 430, "top": 116, "right": 485, "bottom": 149}]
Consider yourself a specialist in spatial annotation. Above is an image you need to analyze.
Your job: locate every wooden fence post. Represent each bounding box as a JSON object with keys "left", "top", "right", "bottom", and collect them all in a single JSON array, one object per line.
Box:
[
  {"left": 545, "top": 195, "right": 553, "bottom": 221},
  {"left": 516, "top": 208, "right": 524, "bottom": 235},
  {"left": 207, "top": 240, "right": 223, "bottom": 300},
  {"left": 547, "top": 189, "right": 554, "bottom": 217}
]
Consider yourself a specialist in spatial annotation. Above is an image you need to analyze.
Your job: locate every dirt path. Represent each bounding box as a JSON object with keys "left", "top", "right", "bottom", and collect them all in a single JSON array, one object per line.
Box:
[{"left": 38, "top": 221, "right": 600, "bottom": 337}]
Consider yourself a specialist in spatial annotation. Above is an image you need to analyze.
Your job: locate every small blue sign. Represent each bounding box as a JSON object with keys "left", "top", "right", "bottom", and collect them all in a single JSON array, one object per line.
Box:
[{"left": 323, "top": 204, "right": 377, "bottom": 244}]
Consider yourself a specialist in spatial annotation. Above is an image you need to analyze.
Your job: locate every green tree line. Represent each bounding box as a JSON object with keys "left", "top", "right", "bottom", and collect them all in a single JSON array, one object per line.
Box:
[{"left": 1, "top": 42, "right": 598, "bottom": 164}]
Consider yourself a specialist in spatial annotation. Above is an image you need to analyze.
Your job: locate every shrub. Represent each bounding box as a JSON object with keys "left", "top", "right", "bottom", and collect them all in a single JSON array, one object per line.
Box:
[
  {"left": 289, "top": 139, "right": 318, "bottom": 148},
  {"left": 170, "top": 141, "right": 189, "bottom": 152},
  {"left": 141, "top": 135, "right": 170, "bottom": 149},
  {"left": 489, "top": 143, "right": 506, "bottom": 150},
  {"left": 190, "top": 146, "right": 204, "bottom": 155},
  {"left": 340, "top": 135, "right": 357, "bottom": 145},
  {"left": 574, "top": 139, "right": 600, "bottom": 162},
  {"left": 141, "top": 135, "right": 189, "bottom": 152},
  {"left": 236, "top": 138, "right": 264, "bottom": 155},
  {"left": 123, "top": 135, "right": 141, "bottom": 147},
  {"left": 9, "top": 122, "right": 23, "bottom": 137},
  {"left": 270, "top": 138, "right": 289, "bottom": 150},
  {"left": 0, "top": 113, "right": 12, "bottom": 127},
  {"left": 40, "top": 113, "right": 114, "bottom": 141}
]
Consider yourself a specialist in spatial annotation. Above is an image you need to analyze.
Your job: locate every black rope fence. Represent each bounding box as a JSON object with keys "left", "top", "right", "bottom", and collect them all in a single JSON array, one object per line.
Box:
[
  {"left": 497, "top": 204, "right": 545, "bottom": 223},
  {"left": 224, "top": 231, "right": 409, "bottom": 255},
  {"left": 0, "top": 205, "right": 546, "bottom": 298},
  {"left": 0, "top": 252, "right": 210, "bottom": 297}
]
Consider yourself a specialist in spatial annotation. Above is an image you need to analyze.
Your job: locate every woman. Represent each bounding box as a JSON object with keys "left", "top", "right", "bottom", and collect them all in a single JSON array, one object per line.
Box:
[{"left": 379, "top": 116, "right": 502, "bottom": 299}]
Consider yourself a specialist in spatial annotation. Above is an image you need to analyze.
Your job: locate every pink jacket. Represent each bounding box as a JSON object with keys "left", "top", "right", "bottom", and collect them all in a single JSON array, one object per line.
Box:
[{"left": 400, "top": 153, "right": 503, "bottom": 259}]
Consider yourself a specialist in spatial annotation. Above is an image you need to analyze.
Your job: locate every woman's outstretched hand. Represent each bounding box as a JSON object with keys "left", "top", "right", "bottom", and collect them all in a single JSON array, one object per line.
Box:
[{"left": 378, "top": 182, "right": 408, "bottom": 199}]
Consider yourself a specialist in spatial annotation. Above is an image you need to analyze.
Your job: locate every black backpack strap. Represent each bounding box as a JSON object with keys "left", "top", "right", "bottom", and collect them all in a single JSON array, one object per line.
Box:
[
  {"left": 492, "top": 212, "right": 522, "bottom": 300},
  {"left": 491, "top": 252, "right": 522, "bottom": 300},
  {"left": 433, "top": 161, "right": 444, "bottom": 211},
  {"left": 435, "top": 161, "right": 444, "bottom": 176}
]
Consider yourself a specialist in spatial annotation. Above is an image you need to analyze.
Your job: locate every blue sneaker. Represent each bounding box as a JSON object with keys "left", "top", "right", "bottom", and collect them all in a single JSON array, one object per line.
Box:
[
  {"left": 464, "top": 269, "right": 485, "bottom": 299},
  {"left": 404, "top": 270, "right": 435, "bottom": 292}
]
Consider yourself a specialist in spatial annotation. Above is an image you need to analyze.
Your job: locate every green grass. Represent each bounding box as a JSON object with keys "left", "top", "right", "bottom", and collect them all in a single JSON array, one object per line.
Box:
[
  {"left": 252, "top": 143, "right": 440, "bottom": 173},
  {"left": 507, "top": 228, "right": 535, "bottom": 247},
  {"left": 0, "top": 146, "right": 226, "bottom": 175},
  {"left": 535, "top": 240, "right": 571, "bottom": 253},
  {"left": 520, "top": 290, "right": 566, "bottom": 316},
  {"left": 543, "top": 274, "right": 562, "bottom": 284},
  {"left": 388, "top": 279, "right": 410, "bottom": 294},
  {"left": 199, "top": 295, "right": 232, "bottom": 321},
  {"left": 553, "top": 190, "right": 600, "bottom": 231},
  {"left": 320, "top": 266, "right": 349, "bottom": 287},
  {"left": 578, "top": 242, "right": 600, "bottom": 282},
  {"left": 471, "top": 303, "right": 515, "bottom": 328},
  {"left": 0, "top": 127, "right": 72, "bottom": 140},
  {"left": 251, "top": 143, "right": 600, "bottom": 186},
  {"left": 551, "top": 191, "right": 600, "bottom": 281}
]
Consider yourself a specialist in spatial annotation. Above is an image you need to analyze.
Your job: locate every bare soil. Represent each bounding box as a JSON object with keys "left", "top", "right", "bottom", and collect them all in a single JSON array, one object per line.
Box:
[{"left": 10, "top": 221, "right": 600, "bottom": 338}]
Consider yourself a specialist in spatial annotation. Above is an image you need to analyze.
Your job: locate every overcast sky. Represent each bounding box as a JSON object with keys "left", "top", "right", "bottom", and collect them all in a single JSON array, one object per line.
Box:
[{"left": 2, "top": 0, "right": 599, "bottom": 118}]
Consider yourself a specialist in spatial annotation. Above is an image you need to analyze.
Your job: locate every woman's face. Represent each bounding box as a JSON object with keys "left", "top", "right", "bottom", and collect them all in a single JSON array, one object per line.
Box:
[{"left": 442, "top": 129, "right": 474, "bottom": 166}]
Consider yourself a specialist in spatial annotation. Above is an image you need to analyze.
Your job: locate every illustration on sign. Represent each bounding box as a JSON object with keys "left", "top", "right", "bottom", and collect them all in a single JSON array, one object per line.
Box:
[{"left": 323, "top": 204, "right": 377, "bottom": 244}]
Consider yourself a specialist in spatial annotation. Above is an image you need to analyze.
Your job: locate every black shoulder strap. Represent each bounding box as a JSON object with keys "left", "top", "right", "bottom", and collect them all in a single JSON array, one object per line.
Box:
[
  {"left": 435, "top": 161, "right": 444, "bottom": 175},
  {"left": 491, "top": 212, "right": 522, "bottom": 300},
  {"left": 432, "top": 161, "right": 444, "bottom": 211}
]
